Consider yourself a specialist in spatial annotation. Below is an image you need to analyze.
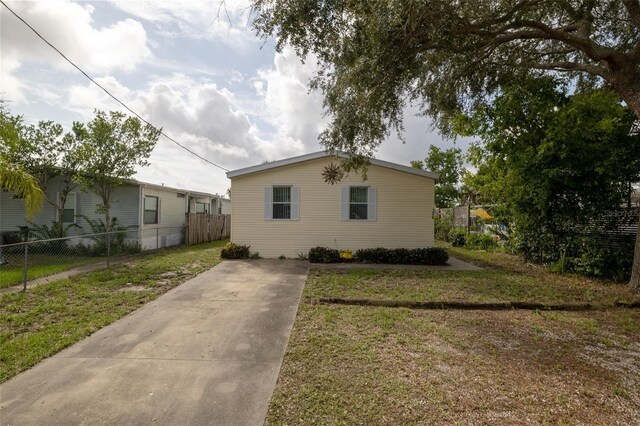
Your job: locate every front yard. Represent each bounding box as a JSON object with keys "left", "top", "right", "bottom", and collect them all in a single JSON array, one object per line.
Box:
[
  {"left": 267, "top": 247, "right": 640, "bottom": 424},
  {"left": 0, "top": 240, "right": 227, "bottom": 383}
]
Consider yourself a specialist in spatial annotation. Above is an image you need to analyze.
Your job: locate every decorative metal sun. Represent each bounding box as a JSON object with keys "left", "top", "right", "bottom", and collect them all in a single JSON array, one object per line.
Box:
[{"left": 321, "top": 162, "right": 344, "bottom": 185}]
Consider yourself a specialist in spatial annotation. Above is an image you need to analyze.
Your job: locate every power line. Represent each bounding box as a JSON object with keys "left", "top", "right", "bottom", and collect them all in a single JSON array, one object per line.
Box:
[{"left": 0, "top": 0, "right": 229, "bottom": 172}]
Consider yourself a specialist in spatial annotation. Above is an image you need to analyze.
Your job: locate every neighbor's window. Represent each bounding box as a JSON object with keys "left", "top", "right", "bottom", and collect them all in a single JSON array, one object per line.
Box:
[
  {"left": 349, "top": 187, "right": 368, "bottom": 220},
  {"left": 196, "top": 202, "right": 207, "bottom": 214},
  {"left": 272, "top": 186, "right": 291, "bottom": 219},
  {"left": 62, "top": 193, "right": 76, "bottom": 223},
  {"left": 144, "top": 195, "right": 159, "bottom": 224}
]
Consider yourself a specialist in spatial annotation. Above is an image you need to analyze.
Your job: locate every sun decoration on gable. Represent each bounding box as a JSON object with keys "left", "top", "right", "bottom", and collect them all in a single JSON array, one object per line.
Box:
[{"left": 321, "top": 162, "right": 344, "bottom": 185}]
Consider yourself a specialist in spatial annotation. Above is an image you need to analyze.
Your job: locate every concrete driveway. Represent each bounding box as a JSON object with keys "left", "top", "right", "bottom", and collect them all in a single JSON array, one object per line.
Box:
[{"left": 0, "top": 260, "right": 309, "bottom": 426}]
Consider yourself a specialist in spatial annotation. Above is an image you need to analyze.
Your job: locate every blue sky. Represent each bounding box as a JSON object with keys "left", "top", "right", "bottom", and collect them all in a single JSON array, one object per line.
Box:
[{"left": 1, "top": 0, "right": 468, "bottom": 195}]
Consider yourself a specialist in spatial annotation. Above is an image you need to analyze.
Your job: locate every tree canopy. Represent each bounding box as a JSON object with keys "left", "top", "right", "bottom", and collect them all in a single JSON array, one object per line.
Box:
[
  {"left": 461, "top": 78, "right": 640, "bottom": 277},
  {"left": 253, "top": 0, "right": 640, "bottom": 155},
  {"left": 412, "top": 145, "right": 463, "bottom": 208},
  {"left": 70, "top": 110, "right": 160, "bottom": 231}
]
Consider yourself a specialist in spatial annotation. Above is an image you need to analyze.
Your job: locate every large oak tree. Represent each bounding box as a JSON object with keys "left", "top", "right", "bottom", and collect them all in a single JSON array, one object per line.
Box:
[{"left": 252, "top": 0, "right": 640, "bottom": 290}]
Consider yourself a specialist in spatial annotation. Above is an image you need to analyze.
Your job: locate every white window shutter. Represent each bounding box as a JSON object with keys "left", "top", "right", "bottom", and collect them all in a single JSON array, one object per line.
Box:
[
  {"left": 264, "top": 187, "right": 273, "bottom": 220},
  {"left": 368, "top": 187, "right": 377, "bottom": 221},
  {"left": 341, "top": 187, "right": 349, "bottom": 220},
  {"left": 291, "top": 186, "right": 300, "bottom": 220}
]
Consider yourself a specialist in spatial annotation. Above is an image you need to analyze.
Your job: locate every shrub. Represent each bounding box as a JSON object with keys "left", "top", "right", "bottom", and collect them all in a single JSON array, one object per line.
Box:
[
  {"left": 434, "top": 214, "right": 453, "bottom": 242},
  {"left": 465, "top": 233, "right": 497, "bottom": 251},
  {"left": 355, "top": 247, "right": 391, "bottom": 264},
  {"left": 449, "top": 229, "right": 466, "bottom": 247},
  {"left": 356, "top": 247, "right": 449, "bottom": 265},
  {"left": 308, "top": 247, "right": 340, "bottom": 263},
  {"left": 221, "top": 243, "right": 251, "bottom": 259}
]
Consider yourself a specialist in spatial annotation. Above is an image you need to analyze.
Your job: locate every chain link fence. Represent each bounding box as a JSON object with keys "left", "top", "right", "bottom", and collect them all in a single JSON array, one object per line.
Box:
[{"left": 0, "top": 226, "right": 185, "bottom": 291}]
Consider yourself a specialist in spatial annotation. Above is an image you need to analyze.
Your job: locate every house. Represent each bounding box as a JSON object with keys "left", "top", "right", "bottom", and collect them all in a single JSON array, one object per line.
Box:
[
  {"left": 226, "top": 151, "right": 438, "bottom": 258},
  {"left": 0, "top": 177, "right": 230, "bottom": 250}
]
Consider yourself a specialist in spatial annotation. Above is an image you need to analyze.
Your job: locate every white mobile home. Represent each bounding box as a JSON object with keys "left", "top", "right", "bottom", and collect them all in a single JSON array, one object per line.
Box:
[{"left": 0, "top": 178, "right": 230, "bottom": 250}]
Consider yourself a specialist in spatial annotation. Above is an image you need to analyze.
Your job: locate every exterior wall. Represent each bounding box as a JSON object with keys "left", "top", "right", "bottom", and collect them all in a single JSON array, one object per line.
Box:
[
  {"left": 1, "top": 176, "right": 139, "bottom": 237},
  {"left": 141, "top": 186, "right": 189, "bottom": 249},
  {"left": 230, "top": 157, "right": 435, "bottom": 258}
]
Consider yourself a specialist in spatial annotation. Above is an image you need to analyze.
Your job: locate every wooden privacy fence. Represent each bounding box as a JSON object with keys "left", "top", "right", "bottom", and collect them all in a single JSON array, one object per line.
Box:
[{"left": 184, "top": 214, "right": 231, "bottom": 246}]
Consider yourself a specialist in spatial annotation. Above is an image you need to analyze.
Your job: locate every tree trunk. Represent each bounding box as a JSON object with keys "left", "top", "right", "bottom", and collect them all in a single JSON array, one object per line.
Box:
[
  {"left": 630, "top": 207, "right": 640, "bottom": 292},
  {"left": 613, "top": 81, "right": 640, "bottom": 292}
]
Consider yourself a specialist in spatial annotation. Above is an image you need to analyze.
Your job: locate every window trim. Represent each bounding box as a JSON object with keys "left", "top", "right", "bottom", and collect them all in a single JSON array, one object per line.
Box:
[{"left": 144, "top": 195, "right": 159, "bottom": 225}]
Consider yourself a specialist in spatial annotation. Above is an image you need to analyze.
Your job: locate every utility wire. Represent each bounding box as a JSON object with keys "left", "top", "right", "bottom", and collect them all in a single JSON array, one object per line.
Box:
[{"left": 0, "top": 0, "right": 229, "bottom": 172}]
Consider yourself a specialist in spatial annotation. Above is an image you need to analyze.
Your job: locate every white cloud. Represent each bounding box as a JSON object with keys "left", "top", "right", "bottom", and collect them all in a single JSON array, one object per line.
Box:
[
  {"left": 1, "top": 0, "right": 151, "bottom": 72},
  {"left": 253, "top": 46, "right": 327, "bottom": 156},
  {"left": 110, "top": 0, "right": 257, "bottom": 50}
]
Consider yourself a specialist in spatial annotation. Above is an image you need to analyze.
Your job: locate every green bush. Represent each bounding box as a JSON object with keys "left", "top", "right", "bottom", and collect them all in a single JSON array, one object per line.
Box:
[
  {"left": 221, "top": 243, "right": 251, "bottom": 259},
  {"left": 449, "top": 229, "right": 466, "bottom": 247},
  {"left": 308, "top": 247, "right": 341, "bottom": 263},
  {"left": 434, "top": 214, "right": 453, "bottom": 241},
  {"left": 355, "top": 247, "right": 449, "bottom": 265},
  {"left": 465, "top": 233, "right": 497, "bottom": 251},
  {"left": 569, "top": 238, "right": 634, "bottom": 281}
]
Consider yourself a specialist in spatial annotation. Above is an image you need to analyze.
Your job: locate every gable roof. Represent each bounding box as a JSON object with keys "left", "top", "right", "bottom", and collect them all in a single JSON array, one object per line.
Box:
[{"left": 226, "top": 151, "right": 439, "bottom": 180}]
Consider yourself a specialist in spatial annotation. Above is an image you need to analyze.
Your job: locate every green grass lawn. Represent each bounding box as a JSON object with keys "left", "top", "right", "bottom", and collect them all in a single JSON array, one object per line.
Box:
[
  {"left": 0, "top": 253, "right": 105, "bottom": 289},
  {"left": 305, "top": 268, "right": 638, "bottom": 305},
  {"left": 0, "top": 239, "right": 227, "bottom": 383},
  {"left": 267, "top": 246, "right": 640, "bottom": 424}
]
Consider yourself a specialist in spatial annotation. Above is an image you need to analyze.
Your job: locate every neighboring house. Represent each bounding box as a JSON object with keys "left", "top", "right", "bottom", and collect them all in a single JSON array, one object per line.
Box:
[
  {"left": 0, "top": 177, "right": 229, "bottom": 250},
  {"left": 226, "top": 151, "right": 438, "bottom": 258}
]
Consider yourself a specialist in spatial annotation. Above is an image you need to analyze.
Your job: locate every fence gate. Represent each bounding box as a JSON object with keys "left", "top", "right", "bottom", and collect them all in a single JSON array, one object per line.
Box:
[{"left": 184, "top": 214, "right": 231, "bottom": 246}]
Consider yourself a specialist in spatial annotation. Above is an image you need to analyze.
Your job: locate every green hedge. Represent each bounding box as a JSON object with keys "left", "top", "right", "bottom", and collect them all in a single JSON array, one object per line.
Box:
[
  {"left": 355, "top": 247, "right": 449, "bottom": 265},
  {"left": 465, "top": 233, "right": 497, "bottom": 250}
]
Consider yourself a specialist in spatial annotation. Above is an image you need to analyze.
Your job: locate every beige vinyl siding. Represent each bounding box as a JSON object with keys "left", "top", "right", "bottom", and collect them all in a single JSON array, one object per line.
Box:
[{"left": 230, "top": 157, "right": 435, "bottom": 258}]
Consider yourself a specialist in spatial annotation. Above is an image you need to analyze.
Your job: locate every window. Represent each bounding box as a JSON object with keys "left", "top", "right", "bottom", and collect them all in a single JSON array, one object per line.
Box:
[
  {"left": 341, "top": 186, "right": 376, "bottom": 221},
  {"left": 62, "top": 193, "right": 76, "bottom": 223},
  {"left": 349, "top": 187, "right": 368, "bottom": 220},
  {"left": 144, "top": 195, "right": 159, "bottom": 224},
  {"left": 196, "top": 202, "right": 208, "bottom": 214},
  {"left": 265, "top": 186, "right": 299, "bottom": 220},
  {"left": 272, "top": 186, "right": 291, "bottom": 219}
]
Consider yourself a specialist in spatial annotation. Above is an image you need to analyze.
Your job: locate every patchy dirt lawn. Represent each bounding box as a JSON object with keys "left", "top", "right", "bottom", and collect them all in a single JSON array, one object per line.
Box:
[{"left": 268, "top": 304, "right": 640, "bottom": 425}]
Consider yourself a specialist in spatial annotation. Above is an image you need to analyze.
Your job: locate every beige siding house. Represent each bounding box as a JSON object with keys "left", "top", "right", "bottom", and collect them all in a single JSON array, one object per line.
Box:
[{"left": 227, "top": 151, "right": 438, "bottom": 258}]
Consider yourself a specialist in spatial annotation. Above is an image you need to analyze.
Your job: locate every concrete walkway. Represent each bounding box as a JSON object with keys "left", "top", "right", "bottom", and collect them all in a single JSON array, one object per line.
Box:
[{"left": 0, "top": 259, "right": 309, "bottom": 426}]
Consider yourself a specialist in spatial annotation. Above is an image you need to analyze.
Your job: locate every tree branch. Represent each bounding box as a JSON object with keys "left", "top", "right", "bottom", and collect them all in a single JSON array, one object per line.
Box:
[{"left": 530, "top": 60, "right": 607, "bottom": 77}]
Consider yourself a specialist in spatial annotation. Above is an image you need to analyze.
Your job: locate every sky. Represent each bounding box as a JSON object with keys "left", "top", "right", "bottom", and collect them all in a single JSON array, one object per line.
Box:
[{"left": 1, "top": 0, "right": 470, "bottom": 196}]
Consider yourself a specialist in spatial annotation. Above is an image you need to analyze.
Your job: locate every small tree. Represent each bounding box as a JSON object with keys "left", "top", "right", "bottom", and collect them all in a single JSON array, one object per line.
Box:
[
  {"left": 71, "top": 110, "right": 160, "bottom": 233},
  {"left": 0, "top": 108, "right": 80, "bottom": 237},
  {"left": 412, "top": 145, "right": 463, "bottom": 208}
]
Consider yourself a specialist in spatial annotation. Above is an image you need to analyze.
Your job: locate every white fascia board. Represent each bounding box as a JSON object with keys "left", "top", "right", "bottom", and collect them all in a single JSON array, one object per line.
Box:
[{"left": 226, "top": 151, "right": 439, "bottom": 180}]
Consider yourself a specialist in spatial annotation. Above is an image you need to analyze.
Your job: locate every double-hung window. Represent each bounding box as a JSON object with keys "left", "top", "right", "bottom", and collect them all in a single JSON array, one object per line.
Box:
[
  {"left": 144, "top": 195, "right": 159, "bottom": 224},
  {"left": 349, "top": 187, "right": 368, "bottom": 220},
  {"left": 62, "top": 193, "right": 76, "bottom": 223},
  {"left": 264, "top": 186, "right": 300, "bottom": 220},
  {"left": 272, "top": 186, "right": 291, "bottom": 219},
  {"left": 341, "top": 186, "right": 376, "bottom": 221}
]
